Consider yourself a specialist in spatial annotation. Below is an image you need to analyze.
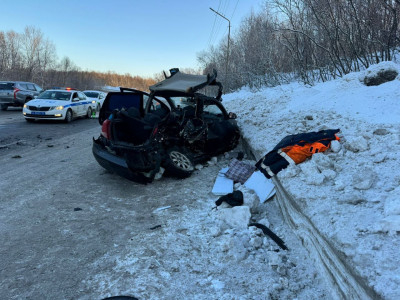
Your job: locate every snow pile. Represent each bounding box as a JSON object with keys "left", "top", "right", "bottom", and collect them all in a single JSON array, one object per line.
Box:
[
  {"left": 223, "top": 61, "right": 400, "bottom": 299},
  {"left": 87, "top": 182, "right": 329, "bottom": 300}
]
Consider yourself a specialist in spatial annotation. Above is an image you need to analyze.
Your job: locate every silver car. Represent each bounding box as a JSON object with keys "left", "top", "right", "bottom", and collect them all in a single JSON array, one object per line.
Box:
[
  {"left": 82, "top": 90, "right": 107, "bottom": 111},
  {"left": 0, "top": 81, "right": 44, "bottom": 111}
]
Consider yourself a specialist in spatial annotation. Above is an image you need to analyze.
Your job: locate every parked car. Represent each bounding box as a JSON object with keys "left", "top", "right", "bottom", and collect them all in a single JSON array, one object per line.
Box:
[
  {"left": 0, "top": 81, "right": 43, "bottom": 110},
  {"left": 23, "top": 89, "right": 93, "bottom": 123},
  {"left": 92, "top": 68, "right": 240, "bottom": 183},
  {"left": 83, "top": 90, "right": 107, "bottom": 111}
]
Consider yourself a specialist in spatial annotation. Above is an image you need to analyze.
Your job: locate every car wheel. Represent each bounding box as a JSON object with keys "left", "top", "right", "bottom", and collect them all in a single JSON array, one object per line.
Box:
[
  {"left": 64, "top": 109, "right": 73, "bottom": 123},
  {"left": 163, "top": 147, "right": 194, "bottom": 178},
  {"left": 25, "top": 118, "right": 35, "bottom": 123},
  {"left": 86, "top": 107, "right": 92, "bottom": 118},
  {"left": 1, "top": 104, "right": 8, "bottom": 111}
]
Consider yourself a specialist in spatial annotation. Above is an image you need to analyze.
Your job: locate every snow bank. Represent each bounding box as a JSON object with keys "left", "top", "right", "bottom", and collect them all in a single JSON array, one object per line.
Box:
[{"left": 224, "top": 62, "right": 400, "bottom": 299}]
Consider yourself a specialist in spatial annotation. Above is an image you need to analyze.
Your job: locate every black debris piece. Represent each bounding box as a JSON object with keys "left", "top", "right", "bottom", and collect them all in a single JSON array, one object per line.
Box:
[
  {"left": 249, "top": 223, "right": 288, "bottom": 250},
  {"left": 215, "top": 190, "right": 244, "bottom": 207},
  {"left": 150, "top": 225, "right": 162, "bottom": 230},
  {"left": 236, "top": 151, "right": 244, "bottom": 161},
  {"left": 73, "top": 207, "right": 82, "bottom": 211}
]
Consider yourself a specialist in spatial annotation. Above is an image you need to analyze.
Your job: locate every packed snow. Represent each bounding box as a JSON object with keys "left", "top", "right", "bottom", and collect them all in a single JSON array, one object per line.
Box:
[
  {"left": 223, "top": 61, "right": 400, "bottom": 299},
  {"left": 46, "top": 61, "right": 400, "bottom": 299}
]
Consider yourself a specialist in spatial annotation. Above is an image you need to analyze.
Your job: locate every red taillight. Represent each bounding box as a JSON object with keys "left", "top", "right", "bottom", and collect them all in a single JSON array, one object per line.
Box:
[
  {"left": 151, "top": 125, "right": 158, "bottom": 137},
  {"left": 101, "top": 119, "right": 111, "bottom": 139},
  {"left": 13, "top": 88, "right": 20, "bottom": 99}
]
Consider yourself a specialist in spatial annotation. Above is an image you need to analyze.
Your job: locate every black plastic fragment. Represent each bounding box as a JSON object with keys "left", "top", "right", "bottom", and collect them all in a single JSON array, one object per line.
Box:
[{"left": 249, "top": 222, "right": 288, "bottom": 250}]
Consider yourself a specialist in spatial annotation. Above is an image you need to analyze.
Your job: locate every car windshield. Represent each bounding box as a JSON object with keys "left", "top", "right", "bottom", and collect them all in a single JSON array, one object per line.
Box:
[
  {"left": 83, "top": 92, "right": 99, "bottom": 98},
  {"left": 38, "top": 91, "right": 71, "bottom": 101}
]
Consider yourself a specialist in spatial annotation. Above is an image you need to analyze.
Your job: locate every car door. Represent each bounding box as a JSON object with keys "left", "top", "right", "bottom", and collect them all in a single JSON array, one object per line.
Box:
[
  {"left": 201, "top": 99, "right": 239, "bottom": 154},
  {"left": 71, "top": 92, "right": 81, "bottom": 116},
  {"left": 77, "top": 92, "right": 88, "bottom": 116}
]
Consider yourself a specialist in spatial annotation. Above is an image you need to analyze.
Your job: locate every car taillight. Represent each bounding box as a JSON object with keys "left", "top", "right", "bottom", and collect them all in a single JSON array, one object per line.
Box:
[
  {"left": 151, "top": 125, "right": 158, "bottom": 137},
  {"left": 13, "top": 88, "right": 20, "bottom": 99},
  {"left": 101, "top": 119, "right": 111, "bottom": 139}
]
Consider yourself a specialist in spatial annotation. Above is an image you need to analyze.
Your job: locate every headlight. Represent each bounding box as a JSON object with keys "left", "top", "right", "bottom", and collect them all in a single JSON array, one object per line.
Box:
[
  {"left": 92, "top": 100, "right": 96, "bottom": 104},
  {"left": 23, "top": 104, "right": 27, "bottom": 108},
  {"left": 50, "top": 106, "right": 64, "bottom": 110}
]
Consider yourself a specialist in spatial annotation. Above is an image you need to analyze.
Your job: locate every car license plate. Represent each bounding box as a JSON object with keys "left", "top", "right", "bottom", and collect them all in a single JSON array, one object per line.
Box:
[{"left": 31, "top": 111, "right": 45, "bottom": 115}]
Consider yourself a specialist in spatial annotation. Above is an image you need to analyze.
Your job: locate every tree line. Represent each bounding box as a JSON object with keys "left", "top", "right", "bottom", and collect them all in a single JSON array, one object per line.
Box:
[
  {"left": 198, "top": 0, "right": 400, "bottom": 91},
  {"left": 0, "top": 26, "right": 155, "bottom": 91}
]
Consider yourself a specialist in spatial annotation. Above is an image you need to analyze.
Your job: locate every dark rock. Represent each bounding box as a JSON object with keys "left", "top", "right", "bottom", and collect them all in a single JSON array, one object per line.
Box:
[
  {"left": 373, "top": 128, "right": 390, "bottom": 135},
  {"left": 364, "top": 69, "right": 398, "bottom": 86}
]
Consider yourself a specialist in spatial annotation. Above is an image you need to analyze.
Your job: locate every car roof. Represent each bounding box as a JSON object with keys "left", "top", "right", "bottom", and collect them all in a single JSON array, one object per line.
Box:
[
  {"left": 83, "top": 90, "right": 103, "bottom": 92},
  {"left": 44, "top": 89, "right": 75, "bottom": 93},
  {"left": 149, "top": 69, "right": 218, "bottom": 95},
  {"left": 0, "top": 81, "right": 35, "bottom": 84}
]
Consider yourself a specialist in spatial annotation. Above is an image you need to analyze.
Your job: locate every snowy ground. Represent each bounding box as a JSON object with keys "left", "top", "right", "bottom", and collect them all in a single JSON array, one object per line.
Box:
[
  {"left": 223, "top": 61, "right": 400, "bottom": 299},
  {"left": 2, "top": 62, "right": 399, "bottom": 300}
]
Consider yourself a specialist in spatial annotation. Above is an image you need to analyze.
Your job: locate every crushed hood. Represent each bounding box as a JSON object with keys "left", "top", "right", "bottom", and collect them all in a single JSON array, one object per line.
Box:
[{"left": 149, "top": 69, "right": 218, "bottom": 95}]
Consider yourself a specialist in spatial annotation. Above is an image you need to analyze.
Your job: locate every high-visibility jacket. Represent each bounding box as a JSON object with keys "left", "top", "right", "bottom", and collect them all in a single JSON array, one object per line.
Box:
[{"left": 256, "top": 129, "right": 340, "bottom": 178}]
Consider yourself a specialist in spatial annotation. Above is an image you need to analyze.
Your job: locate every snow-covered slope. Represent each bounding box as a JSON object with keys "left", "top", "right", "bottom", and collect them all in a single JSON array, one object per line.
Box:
[{"left": 223, "top": 61, "right": 400, "bottom": 299}]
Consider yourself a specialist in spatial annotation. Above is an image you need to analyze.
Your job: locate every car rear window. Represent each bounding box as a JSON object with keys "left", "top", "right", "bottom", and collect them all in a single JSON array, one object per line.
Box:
[
  {"left": 83, "top": 92, "right": 99, "bottom": 98},
  {"left": 0, "top": 82, "right": 14, "bottom": 90},
  {"left": 107, "top": 93, "right": 142, "bottom": 111}
]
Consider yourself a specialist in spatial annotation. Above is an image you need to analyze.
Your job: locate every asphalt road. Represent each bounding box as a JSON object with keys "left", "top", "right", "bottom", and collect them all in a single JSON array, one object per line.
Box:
[
  {"left": 0, "top": 107, "right": 100, "bottom": 151},
  {"left": 0, "top": 119, "right": 232, "bottom": 299}
]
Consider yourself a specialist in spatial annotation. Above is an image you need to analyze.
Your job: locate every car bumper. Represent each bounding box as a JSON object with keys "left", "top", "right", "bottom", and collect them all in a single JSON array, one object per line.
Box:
[
  {"left": 92, "top": 139, "right": 157, "bottom": 184},
  {"left": 23, "top": 108, "right": 65, "bottom": 120}
]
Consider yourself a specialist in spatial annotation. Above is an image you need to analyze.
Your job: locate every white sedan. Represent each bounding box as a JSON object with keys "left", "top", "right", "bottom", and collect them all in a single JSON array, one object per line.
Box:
[
  {"left": 23, "top": 89, "right": 93, "bottom": 123},
  {"left": 83, "top": 90, "right": 107, "bottom": 111}
]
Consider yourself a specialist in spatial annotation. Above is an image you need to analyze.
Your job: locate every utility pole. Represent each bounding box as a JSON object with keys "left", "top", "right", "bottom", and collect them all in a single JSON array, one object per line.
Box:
[{"left": 210, "top": 7, "right": 231, "bottom": 83}]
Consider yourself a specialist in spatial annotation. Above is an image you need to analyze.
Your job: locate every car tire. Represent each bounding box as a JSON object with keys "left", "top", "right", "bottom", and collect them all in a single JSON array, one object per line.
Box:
[
  {"left": 1, "top": 104, "right": 8, "bottom": 111},
  {"left": 25, "top": 118, "right": 35, "bottom": 123},
  {"left": 163, "top": 147, "right": 194, "bottom": 178},
  {"left": 64, "top": 109, "right": 73, "bottom": 123},
  {"left": 86, "top": 107, "right": 92, "bottom": 118}
]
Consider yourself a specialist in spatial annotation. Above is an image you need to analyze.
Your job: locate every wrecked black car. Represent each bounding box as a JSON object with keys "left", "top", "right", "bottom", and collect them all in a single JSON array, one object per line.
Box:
[{"left": 92, "top": 68, "right": 240, "bottom": 183}]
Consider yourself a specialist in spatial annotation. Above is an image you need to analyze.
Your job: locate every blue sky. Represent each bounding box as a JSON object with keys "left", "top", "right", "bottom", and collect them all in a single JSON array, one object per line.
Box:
[{"left": 0, "top": 0, "right": 263, "bottom": 77}]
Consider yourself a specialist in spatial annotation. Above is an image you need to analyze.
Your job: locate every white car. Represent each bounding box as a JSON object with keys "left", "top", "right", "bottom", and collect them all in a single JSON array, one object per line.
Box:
[
  {"left": 83, "top": 90, "right": 107, "bottom": 111},
  {"left": 23, "top": 89, "right": 93, "bottom": 123}
]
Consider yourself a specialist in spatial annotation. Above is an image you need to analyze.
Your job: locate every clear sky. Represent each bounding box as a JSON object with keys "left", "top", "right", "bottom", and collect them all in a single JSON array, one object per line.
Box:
[{"left": 0, "top": 0, "right": 264, "bottom": 78}]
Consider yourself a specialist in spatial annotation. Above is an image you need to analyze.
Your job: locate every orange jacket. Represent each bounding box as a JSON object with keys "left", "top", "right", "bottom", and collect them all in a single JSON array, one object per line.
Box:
[
  {"left": 282, "top": 135, "right": 340, "bottom": 164},
  {"left": 256, "top": 129, "right": 340, "bottom": 178}
]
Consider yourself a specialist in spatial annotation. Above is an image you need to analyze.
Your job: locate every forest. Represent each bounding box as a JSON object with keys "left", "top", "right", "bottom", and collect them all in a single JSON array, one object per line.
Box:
[
  {"left": 198, "top": 0, "right": 400, "bottom": 91},
  {"left": 0, "top": 26, "right": 155, "bottom": 91}
]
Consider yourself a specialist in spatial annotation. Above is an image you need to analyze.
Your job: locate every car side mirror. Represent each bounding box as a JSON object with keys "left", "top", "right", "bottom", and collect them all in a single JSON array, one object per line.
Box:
[
  {"left": 228, "top": 112, "right": 237, "bottom": 119},
  {"left": 73, "top": 97, "right": 80, "bottom": 102},
  {"left": 34, "top": 96, "right": 37, "bottom": 99}
]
